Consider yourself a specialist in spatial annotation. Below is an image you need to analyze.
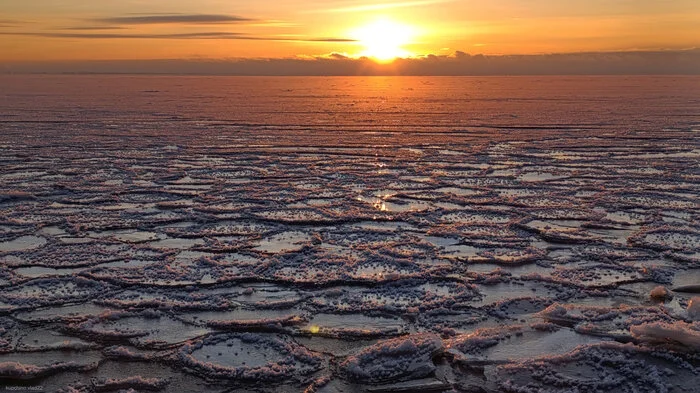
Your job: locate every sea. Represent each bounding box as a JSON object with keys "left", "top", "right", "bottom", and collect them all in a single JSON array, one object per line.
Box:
[{"left": 0, "top": 75, "right": 698, "bottom": 392}]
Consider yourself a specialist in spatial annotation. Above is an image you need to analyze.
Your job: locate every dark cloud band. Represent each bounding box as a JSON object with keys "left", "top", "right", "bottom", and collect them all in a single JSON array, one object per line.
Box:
[
  {"left": 93, "top": 14, "right": 254, "bottom": 25},
  {"left": 0, "top": 31, "right": 355, "bottom": 42},
  {"left": 58, "top": 26, "right": 128, "bottom": 31}
]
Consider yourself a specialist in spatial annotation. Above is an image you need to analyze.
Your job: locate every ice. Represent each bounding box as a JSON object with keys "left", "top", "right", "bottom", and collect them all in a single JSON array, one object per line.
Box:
[
  {"left": 634, "top": 230, "right": 700, "bottom": 252},
  {"left": 341, "top": 333, "right": 444, "bottom": 383},
  {"left": 518, "top": 172, "right": 569, "bottom": 182},
  {"left": 474, "top": 281, "right": 559, "bottom": 306},
  {"left": 254, "top": 231, "right": 313, "bottom": 253},
  {"left": 16, "top": 328, "right": 96, "bottom": 351},
  {"left": 448, "top": 326, "right": 605, "bottom": 364},
  {"left": 1, "top": 75, "right": 699, "bottom": 392},
  {"left": 434, "top": 187, "right": 481, "bottom": 196},
  {"left": 178, "top": 308, "right": 304, "bottom": 329},
  {"left": 0, "top": 351, "right": 102, "bottom": 379},
  {"left": 179, "top": 333, "right": 323, "bottom": 381},
  {"left": 650, "top": 285, "right": 672, "bottom": 300},
  {"left": 1, "top": 278, "right": 109, "bottom": 310},
  {"left": 14, "top": 303, "right": 112, "bottom": 323},
  {"left": 303, "top": 313, "right": 406, "bottom": 337},
  {"left": 74, "top": 311, "right": 211, "bottom": 348},
  {"left": 537, "top": 302, "right": 682, "bottom": 343},
  {"left": 147, "top": 237, "right": 205, "bottom": 250},
  {"left": 630, "top": 321, "right": 700, "bottom": 350},
  {"left": 13, "top": 266, "right": 79, "bottom": 278},
  {"left": 365, "top": 379, "right": 451, "bottom": 393},
  {"left": 0, "top": 236, "right": 47, "bottom": 252},
  {"left": 92, "top": 376, "right": 170, "bottom": 391},
  {"left": 493, "top": 342, "right": 699, "bottom": 393}
]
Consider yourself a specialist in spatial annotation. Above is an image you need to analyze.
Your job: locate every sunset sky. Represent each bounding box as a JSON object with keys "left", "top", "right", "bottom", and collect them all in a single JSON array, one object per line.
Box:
[{"left": 1, "top": 0, "right": 699, "bottom": 62}]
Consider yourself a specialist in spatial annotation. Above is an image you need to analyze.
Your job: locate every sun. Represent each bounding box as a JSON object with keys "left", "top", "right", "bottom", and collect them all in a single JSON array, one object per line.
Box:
[{"left": 351, "top": 19, "right": 415, "bottom": 62}]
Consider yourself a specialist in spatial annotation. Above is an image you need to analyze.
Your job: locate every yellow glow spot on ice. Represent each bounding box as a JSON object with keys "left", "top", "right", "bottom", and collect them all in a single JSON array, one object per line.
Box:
[
  {"left": 310, "top": 325, "right": 320, "bottom": 334},
  {"left": 352, "top": 19, "right": 415, "bottom": 62},
  {"left": 373, "top": 200, "right": 388, "bottom": 211}
]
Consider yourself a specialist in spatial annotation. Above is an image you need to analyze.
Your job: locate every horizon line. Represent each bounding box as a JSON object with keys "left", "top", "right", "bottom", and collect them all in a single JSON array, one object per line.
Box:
[{"left": 3, "top": 48, "right": 699, "bottom": 76}]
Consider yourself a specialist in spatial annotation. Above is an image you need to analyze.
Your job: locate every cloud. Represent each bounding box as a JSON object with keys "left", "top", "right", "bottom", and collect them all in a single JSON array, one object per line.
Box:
[
  {"left": 5, "top": 49, "right": 699, "bottom": 75},
  {"left": 0, "top": 31, "right": 355, "bottom": 42},
  {"left": 92, "top": 14, "right": 254, "bottom": 25},
  {"left": 2, "top": 32, "right": 246, "bottom": 39},
  {"left": 58, "top": 26, "right": 128, "bottom": 31},
  {"left": 0, "top": 19, "right": 26, "bottom": 28},
  {"left": 306, "top": 0, "right": 453, "bottom": 13}
]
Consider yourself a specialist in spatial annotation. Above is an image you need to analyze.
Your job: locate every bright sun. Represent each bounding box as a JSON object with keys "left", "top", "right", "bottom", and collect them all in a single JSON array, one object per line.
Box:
[{"left": 352, "top": 19, "right": 415, "bottom": 62}]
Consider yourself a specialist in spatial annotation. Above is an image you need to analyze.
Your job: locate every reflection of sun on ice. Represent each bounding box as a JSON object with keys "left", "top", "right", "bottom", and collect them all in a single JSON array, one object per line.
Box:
[{"left": 352, "top": 19, "right": 415, "bottom": 62}]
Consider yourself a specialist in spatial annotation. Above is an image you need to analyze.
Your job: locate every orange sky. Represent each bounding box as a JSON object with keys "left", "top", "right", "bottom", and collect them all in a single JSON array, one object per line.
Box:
[{"left": 1, "top": 0, "right": 699, "bottom": 62}]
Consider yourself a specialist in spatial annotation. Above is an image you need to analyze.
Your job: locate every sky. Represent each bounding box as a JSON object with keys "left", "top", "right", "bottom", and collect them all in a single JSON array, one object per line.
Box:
[{"left": 1, "top": 1, "right": 699, "bottom": 73}]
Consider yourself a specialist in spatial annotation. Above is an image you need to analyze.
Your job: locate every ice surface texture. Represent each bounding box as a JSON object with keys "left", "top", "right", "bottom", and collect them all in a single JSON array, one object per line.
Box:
[{"left": 0, "top": 75, "right": 698, "bottom": 392}]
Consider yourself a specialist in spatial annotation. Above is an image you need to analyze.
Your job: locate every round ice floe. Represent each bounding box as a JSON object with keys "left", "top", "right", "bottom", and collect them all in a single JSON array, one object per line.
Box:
[
  {"left": 489, "top": 297, "right": 553, "bottom": 319},
  {"left": 302, "top": 313, "right": 406, "bottom": 338},
  {"left": 440, "top": 211, "right": 512, "bottom": 225},
  {"left": 269, "top": 261, "right": 343, "bottom": 284},
  {"left": 254, "top": 231, "right": 312, "bottom": 253},
  {"left": 253, "top": 208, "right": 336, "bottom": 224},
  {"left": 578, "top": 244, "right": 654, "bottom": 260},
  {"left": 473, "top": 280, "right": 564, "bottom": 307},
  {"left": 17, "top": 328, "right": 96, "bottom": 352},
  {"left": 0, "top": 235, "right": 47, "bottom": 252},
  {"left": 102, "top": 345, "right": 154, "bottom": 361},
  {"left": 518, "top": 171, "right": 569, "bottom": 183},
  {"left": 106, "top": 230, "right": 162, "bottom": 243},
  {"left": 632, "top": 228, "right": 700, "bottom": 253},
  {"left": 17, "top": 242, "right": 149, "bottom": 268},
  {"left": 179, "top": 308, "right": 305, "bottom": 329},
  {"left": 92, "top": 376, "right": 170, "bottom": 391},
  {"left": 14, "top": 303, "right": 111, "bottom": 324},
  {"left": 630, "top": 321, "right": 700, "bottom": 350},
  {"left": 0, "top": 277, "right": 109, "bottom": 310},
  {"left": 86, "top": 255, "right": 249, "bottom": 287},
  {"left": 74, "top": 310, "right": 211, "bottom": 348},
  {"left": 479, "top": 247, "right": 546, "bottom": 264},
  {"left": 669, "top": 251, "right": 700, "bottom": 266},
  {"left": 550, "top": 264, "right": 647, "bottom": 288},
  {"left": 340, "top": 333, "right": 444, "bottom": 383},
  {"left": 416, "top": 309, "right": 489, "bottom": 335},
  {"left": 526, "top": 224, "right": 600, "bottom": 244},
  {"left": 311, "top": 282, "right": 477, "bottom": 314},
  {"left": 347, "top": 261, "right": 417, "bottom": 282},
  {"left": 0, "top": 350, "right": 101, "bottom": 380},
  {"left": 146, "top": 237, "right": 206, "bottom": 250},
  {"left": 97, "top": 289, "right": 221, "bottom": 310},
  {"left": 179, "top": 333, "right": 323, "bottom": 381},
  {"left": 165, "top": 221, "right": 274, "bottom": 238},
  {"left": 537, "top": 303, "right": 674, "bottom": 342},
  {"left": 495, "top": 341, "right": 700, "bottom": 392},
  {"left": 448, "top": 325, "right": 606, "bottom": 365}
]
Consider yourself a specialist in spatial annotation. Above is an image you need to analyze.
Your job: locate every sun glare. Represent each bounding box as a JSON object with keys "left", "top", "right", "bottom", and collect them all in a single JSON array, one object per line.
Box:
[{"left": 352, "top": 19, "right": 415, "bottom": 62}]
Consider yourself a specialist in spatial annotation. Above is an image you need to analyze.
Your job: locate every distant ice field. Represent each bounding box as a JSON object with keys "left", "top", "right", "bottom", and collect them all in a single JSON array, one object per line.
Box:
[{"left": 0, "top": 76, "right": 698, "bottom": 392}]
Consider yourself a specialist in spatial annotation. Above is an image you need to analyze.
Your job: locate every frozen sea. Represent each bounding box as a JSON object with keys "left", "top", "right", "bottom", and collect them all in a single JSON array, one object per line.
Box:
[{"left": 0, "top": 75, "right": 699, "bottom": 392}]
